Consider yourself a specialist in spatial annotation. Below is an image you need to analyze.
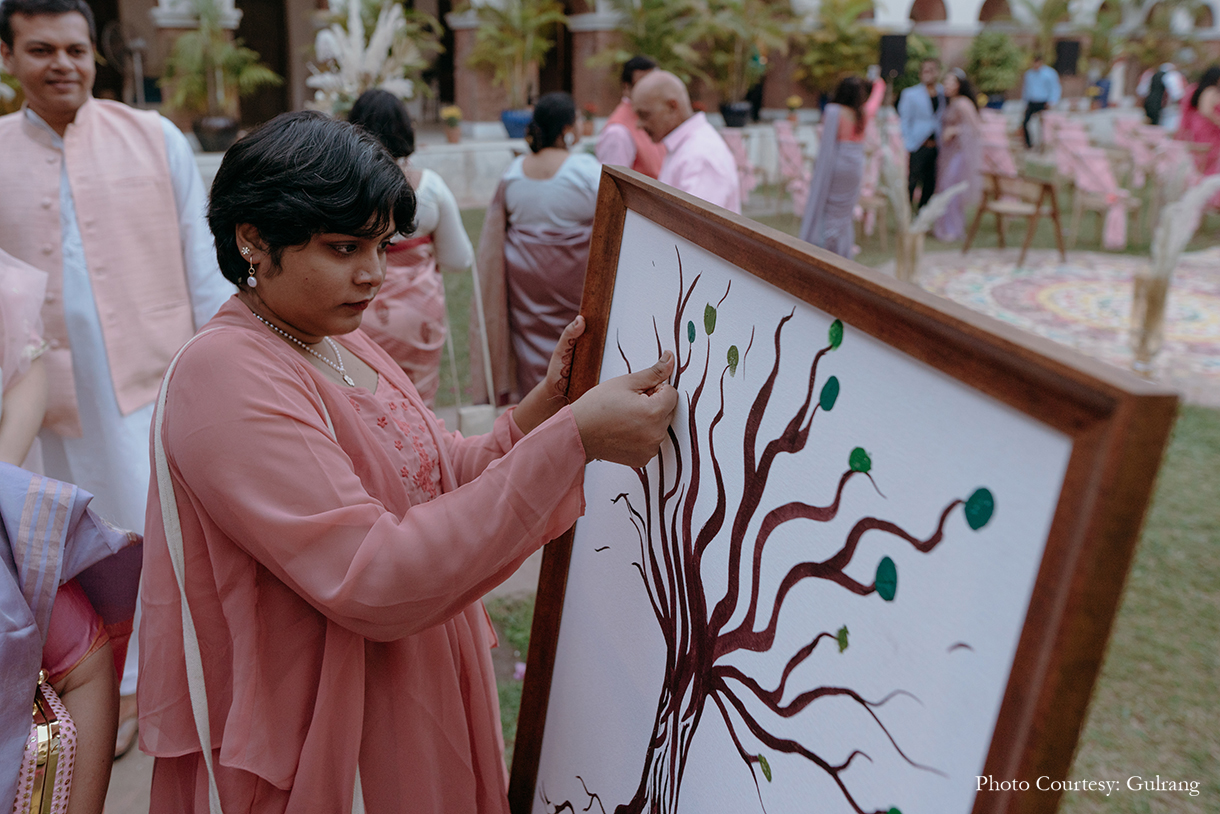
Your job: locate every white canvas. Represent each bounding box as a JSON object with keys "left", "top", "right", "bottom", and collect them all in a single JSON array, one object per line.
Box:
[{"left": 531, "top": 212, "right": 1075, "bottom": 814}]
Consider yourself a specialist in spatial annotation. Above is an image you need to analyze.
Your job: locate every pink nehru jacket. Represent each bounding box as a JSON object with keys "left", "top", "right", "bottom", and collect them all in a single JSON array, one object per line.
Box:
[
  {"left": 0, "top": 99, "right": 194, "bottom": 436},
  {"left": 600, "top": 98, "right": 667, "bottom": 179},
  {"left": 659, "top": 112, "right": 742, "bottom": 214}
]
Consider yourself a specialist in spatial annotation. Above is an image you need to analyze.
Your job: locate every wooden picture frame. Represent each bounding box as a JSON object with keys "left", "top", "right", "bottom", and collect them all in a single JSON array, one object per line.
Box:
[{"left": 508, "top": 167, "right": 1177, "bottom": 814}]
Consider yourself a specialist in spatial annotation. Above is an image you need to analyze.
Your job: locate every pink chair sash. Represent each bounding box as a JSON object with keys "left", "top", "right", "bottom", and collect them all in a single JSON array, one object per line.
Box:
[
  {"left": 720, "top": 129, "right": 758, "bottom": 197},
  {"left": 1071, "top": 146, "right": 1130, "bottom": 249}
]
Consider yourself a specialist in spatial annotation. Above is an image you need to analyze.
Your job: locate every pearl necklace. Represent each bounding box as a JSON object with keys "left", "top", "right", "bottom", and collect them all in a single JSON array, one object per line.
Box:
[{"left": 253, "top": 313, "right": 355, "bottom": 386}]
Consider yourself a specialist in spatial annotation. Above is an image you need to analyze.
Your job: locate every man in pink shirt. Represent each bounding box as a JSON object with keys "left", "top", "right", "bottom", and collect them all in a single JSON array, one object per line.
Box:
[
  {"left": 632, "top": 70, "right": 742, "bottom": 214},
  {"left": 596, "top": 55, "right": 666, "bottom": 178}
]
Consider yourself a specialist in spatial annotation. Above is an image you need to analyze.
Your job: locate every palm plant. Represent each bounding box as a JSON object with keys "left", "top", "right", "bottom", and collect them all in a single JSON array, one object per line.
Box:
[
  {"left": 1015, "top": 0, "right": 1070, "bottom": 61},
  {"left": 966, "top": 30, "right": 1023, "bottom": 96},
  {"left": 689, "top": 0, "right": 792, "bottom": 103},
  {"left": 160, "top": 0, "right": 282, "bottom": 118},
  {"left": 588, "top": 0, "right": 703, "bottom": 84},
  {"left": 465, "top": 0, "right": 568, "bottom": 110},
  {"left": 307, "top": 0, "right": 442, "bottom": 115},
  {"left": 892, "top": 33, "right": 938, "bottom": 95},
  {"left": 794, "top": 0, "right": 878, "bottom": 97}
]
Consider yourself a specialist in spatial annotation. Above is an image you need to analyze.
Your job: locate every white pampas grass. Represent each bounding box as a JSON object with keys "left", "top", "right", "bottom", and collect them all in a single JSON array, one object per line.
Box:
[
  {"left": 910, "top": 181, "right": 969, "bottom": 235},
  {"left": 1150, "top": 174, "right": 1220, "bottom": 277},
  {"left": 306, "top": 0, "right": 438, "bottom": 115}
]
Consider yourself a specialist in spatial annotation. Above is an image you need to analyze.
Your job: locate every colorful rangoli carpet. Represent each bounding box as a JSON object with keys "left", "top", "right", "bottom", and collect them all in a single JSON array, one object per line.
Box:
[{"left": 876, "top": 248, "right": 1220, "bottom": 407}]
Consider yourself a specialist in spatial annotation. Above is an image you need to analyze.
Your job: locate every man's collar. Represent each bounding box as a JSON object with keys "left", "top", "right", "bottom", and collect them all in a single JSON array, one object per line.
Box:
[{"left": 663, "top": 111, "right": 706, "bottom": 151}]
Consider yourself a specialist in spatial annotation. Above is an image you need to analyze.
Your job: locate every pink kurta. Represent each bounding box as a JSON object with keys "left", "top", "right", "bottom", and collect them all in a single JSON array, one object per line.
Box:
[{"left": 139, "top": 298, "right": 587, "bottom": 813}]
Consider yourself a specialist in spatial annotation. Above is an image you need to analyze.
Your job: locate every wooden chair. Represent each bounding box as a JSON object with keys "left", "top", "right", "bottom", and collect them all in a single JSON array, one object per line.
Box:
[
  {"left": 1066, "top": 146, "right": 1141, "bottom": 250},
  {"left": 963, "top": 173, "right": 1067, "bottom": 267}
]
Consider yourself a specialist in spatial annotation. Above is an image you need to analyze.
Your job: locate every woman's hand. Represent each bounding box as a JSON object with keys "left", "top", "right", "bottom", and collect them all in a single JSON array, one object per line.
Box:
[
  {"left": 570, "top": 352, "right": 678, "bottom": 467},
  {"left": 513, "top": 316, "right": 586, "bottom": 435}
]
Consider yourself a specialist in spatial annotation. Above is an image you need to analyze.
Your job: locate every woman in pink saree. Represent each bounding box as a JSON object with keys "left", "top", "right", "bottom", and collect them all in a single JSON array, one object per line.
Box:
[
  {"left": 473, "top": 92, "right": 602, "bottom": 404},
  {"left": 138, "top": 112, "right": 677, "bottom": 814},
  {"left": 933, "top": 69, "right": 983, "bottom": 243},
  {"left": 1178, "top": 65, "right": 1220, "bottom": 207},
  {"left": 348, "top": 90, "right": 474, "bottom": 407}
]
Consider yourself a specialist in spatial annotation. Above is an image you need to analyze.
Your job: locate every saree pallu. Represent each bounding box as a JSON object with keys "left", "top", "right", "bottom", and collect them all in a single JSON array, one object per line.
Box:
[
  {"left": 504, "top": 225, "right": 592, "bottom": 396},
  {"left": 0, "top": 465, "right": 141, "bottom": 810},
  {"left": 934, "top": 105, "right": 982, "bottom": 243},
  {"left": 360, "top": 236, "right": 445, "bottom": 407},
  {"left": 799, "top": 104, "right": 865, "bottom": 259}
]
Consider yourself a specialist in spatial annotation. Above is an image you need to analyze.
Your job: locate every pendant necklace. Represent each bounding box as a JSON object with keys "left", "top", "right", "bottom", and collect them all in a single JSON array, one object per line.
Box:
[{"left": 253, "top": 313, "right": 356, "bottom": 386}]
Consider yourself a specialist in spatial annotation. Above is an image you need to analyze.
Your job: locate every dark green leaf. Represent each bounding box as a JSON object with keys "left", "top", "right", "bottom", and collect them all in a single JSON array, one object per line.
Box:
[
  {"left": 704, "top": 303, "right": 717, "bottom": 335},
  {"left": 849, "top": 447, "right": 871, "bottom": 473},
  {"left": 819, "top": 376, "right": 840, "bottom": 411},
  {"left": 888, "top": 808, "right": 903, "bottom": 814},
  {"left": 727, "top": 345, "right": 739, "bottom": 376},
  {"left": 836, "top": 625, "right": 849, "bottom": 652},
  {"left": 758, "top": 753, "right": 772, "bottom": 782},
  {"left": 828, "top": 318, "right": 844, "bottom": 349},
  {"left": 876, "top": 556, "right": 897, "bottom": 601},
  {"left": 687, "top": 320, "right": 696, "bottom": 343},
  {"left": 965, "top": 488, "right": 995, "bottom": 530}
]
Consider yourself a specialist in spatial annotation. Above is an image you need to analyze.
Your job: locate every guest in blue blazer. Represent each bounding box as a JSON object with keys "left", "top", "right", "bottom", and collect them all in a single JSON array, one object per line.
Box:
[{"left": 898, "top": 58, "right": 946, "bottom": 212}]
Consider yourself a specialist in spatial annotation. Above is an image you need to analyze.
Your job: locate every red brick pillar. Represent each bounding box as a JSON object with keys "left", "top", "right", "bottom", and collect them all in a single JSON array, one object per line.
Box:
[
  {"left": 567, "top": 12, "right": 623, "bottom": 116},
  {"left": 446, "top": 9, "right": 509, "bottom": 127}
]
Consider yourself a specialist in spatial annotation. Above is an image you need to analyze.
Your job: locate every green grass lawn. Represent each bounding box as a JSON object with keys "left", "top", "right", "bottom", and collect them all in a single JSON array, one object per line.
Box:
[
  {"left": 487, "top": 406, "right": 1220, "bottom": 808},
  {"left": 472, "top": 195, "right": 1219, "bottom": 806}
]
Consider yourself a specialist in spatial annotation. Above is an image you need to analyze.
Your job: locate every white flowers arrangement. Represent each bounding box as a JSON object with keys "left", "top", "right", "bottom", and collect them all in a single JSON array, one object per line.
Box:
[{"left": 307, "top": 0, "right": 441, "bottom": 115}]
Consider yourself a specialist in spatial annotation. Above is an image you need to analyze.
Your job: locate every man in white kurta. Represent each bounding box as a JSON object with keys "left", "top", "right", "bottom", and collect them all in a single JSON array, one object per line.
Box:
[{"left": 0, "top": 0, "right": 232, "bottom": 730}]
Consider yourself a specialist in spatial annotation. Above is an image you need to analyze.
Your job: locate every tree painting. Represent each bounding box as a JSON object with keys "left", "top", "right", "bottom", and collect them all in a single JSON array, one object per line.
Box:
[{"left": 540, "top": 247, "right": 998, "bottom": 814}]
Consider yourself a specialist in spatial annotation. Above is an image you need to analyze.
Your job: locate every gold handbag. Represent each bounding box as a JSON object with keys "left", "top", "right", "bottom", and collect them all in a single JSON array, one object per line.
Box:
[{"left": 12, "top": 670, "right": 76, "bottom": 814}]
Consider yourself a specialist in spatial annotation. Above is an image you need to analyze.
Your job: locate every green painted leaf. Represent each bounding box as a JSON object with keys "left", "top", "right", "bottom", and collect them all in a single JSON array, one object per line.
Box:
[
  {"left": 836, "top": 625, "right": 849, "bottom": 653},
  {"left": 876, "top": 556, "right": 897, "bottom": 601},
  {"left": 758, "top": 753, "right": 772, "bottom": 782},
  {"left": 819, "top": 376, "right": 840, "bottom": 411},
  {"left": 687, "top": 320, "right": 695, "bottom": 344},
  {"left": 965, "top": 488, "right": 995, "bottom": 530},
  {"left": 704, "top": 304, "right": 717, "bottom": 335},
  {"left": 849, "top": 447, "right": 871, "bottom": 473},
  {"left": 727, "top": 345, "right": 739, "bottom": 376},
  {"left": 828, "top": 319, "right": 844, "bottom": 350},
  {"left": 887, "top": 808, "right": 903, "bottom": 814}
]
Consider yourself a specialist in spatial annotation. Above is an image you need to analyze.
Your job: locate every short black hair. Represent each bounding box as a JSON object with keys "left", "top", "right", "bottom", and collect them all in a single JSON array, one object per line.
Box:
[
  {"left": 1192, "top": 64, "right": 1220, "bottom": 109},
  {"left": 208, "top": 111, "right": 416, "bottom": 289},
  {"left": 0, "top": 0, "right": 96, "bottom": 46},
  {"left": 525, "top": 91, "right": 576, "bottom": 154},
  {"left": 621, "top": 55, "right": 657, "bottom": 86},
  {"left": 348, "top": 89, "right": 415, "bottom": 159}
]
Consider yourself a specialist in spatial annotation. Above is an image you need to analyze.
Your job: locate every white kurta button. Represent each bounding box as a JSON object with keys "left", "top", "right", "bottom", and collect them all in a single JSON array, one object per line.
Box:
[
  {"left": 41, "top": 244, "right": 53, "bottom": 254},
  {"left": 41, "top": 198, "right": 52, "bottom": 209}
]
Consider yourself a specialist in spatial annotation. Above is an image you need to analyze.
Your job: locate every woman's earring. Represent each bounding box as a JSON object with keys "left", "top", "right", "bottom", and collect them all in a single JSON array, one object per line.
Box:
[{"left": 241, "top": 247, "right": 257, "bottom": 288}]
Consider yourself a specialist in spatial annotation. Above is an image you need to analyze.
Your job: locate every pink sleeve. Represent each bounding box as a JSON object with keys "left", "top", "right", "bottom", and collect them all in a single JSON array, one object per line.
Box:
[
  {"left": 863, "top": 79, "right": 885, "bottom": 124},
  {"left": 42, "top": 579, "right": 107, "bottom": 686},
  {"left": 596, "top": 123, "right": 638, "bottom": 167},
  {"left": 0, "top": 248, "right": 47, "bottom": 390},
  {"left": 164, "top": 346, "right": 587, "bottom": 642}
]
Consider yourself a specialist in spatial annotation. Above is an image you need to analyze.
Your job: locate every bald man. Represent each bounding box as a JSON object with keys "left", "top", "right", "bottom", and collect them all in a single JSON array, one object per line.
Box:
[{"left": 632, "top": 70, "right": 741, "bottom": 213}]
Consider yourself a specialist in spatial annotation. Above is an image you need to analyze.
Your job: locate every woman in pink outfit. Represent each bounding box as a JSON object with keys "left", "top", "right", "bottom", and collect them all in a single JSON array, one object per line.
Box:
[
  {"left": 347, "top": 90, "right": 474, "bottom": 407},
  {"left": 1178, "top": 66, "right": 1220, "bottom": 180},
  {"left": 138, "top": 112, "right": 678, "bottom": 814},
  {"left": 933, "top": 68, "right": 983, "bottom": 242}
]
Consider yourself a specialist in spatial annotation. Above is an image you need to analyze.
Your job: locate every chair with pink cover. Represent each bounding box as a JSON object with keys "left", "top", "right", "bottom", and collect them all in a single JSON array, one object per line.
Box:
[
  {"left": 773, "top": 119, "right": 812, "bottom": 216},
  {"left": 719, "top": 128, "right": 759, "bottom": 204},
  {"left": 979, "top": 117, "right": 1019, "bottom": 178},
  {"left": 1112, "top": 118, "right": 1158, "bottom": 188},
  {"left": 1066, "top": 145, "right": 1141, "bottom": 250}
]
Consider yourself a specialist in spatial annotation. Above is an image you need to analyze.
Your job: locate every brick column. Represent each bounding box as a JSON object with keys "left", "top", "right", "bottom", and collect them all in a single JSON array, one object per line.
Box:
[
  {"left": 567, "top": 11, "right": 621, "bottom": 116},
  {"left": 446, "top": 9, "right": 512, "bottom": 127}
]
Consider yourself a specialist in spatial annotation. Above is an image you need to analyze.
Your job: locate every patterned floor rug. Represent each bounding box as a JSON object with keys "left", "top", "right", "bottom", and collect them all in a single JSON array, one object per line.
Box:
[{"left": 875, "top": 248, "right": 1220, "bottom": 407}]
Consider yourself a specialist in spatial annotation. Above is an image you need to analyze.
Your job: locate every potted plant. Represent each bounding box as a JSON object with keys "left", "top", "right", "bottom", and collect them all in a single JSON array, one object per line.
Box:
[
  {"left": 785, "top": 94, "right": 802, "bottom": 123},
  {"left": 587, "top": 0, "right": 702, "bottom": 82},
  {"left": 965, "top": 30, "right": 1023, "bottom": 109},
  {"left": 794, "top": 0, "right": 878, "bottom": 104},
  {"left": 690, "top": 0, "right": 791, "bottom": 127},
  {"left": 892, "top": 32, "right": 938, "bottom": 95},
  {"left": 160, "top": 0, "right": 282, "bottom": 152},
  {"left": 464, "top": 0, "right": 568, "bottom": 138},
  {"left": 307, "top": 0, "right": 442, "bottom": 117},
  {"left": 442, "top": 104, "right": 462, "bottom": 142}
]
